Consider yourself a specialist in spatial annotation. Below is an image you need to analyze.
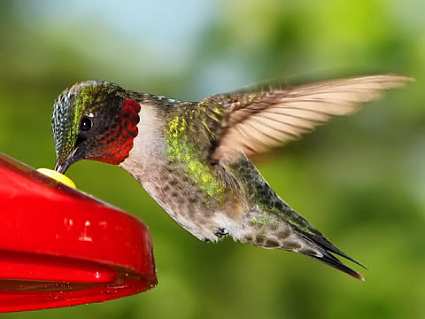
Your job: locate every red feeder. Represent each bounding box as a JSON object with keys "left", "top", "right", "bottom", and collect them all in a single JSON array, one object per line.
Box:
[{"left": 0, "top": 154, "right": 157, "bottom": 312}]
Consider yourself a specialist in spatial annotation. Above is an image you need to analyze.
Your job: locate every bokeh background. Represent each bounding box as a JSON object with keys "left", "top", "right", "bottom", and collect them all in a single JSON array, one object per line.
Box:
[{"left": 1, "top": 0, "right": 424, "bottom": 318}]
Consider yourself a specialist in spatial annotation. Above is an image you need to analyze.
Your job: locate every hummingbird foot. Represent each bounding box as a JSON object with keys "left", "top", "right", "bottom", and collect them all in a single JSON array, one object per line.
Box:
[{"left": 214, "top": 227, "right": 228, "bottom": 238}]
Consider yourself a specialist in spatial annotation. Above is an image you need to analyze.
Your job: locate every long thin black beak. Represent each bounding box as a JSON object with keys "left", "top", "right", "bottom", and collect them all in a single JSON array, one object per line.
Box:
[
  {"left": 55, "top": 147, "right": 80, "bottom": 174},
  {"left": 55, "top": 160, "right": 71, "bottom": 174}
]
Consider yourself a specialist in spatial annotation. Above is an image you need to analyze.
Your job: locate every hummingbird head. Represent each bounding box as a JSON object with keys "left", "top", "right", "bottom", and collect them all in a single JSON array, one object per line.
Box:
[{"left": 52, "top": 80, "right": 141, "bottom": 174}]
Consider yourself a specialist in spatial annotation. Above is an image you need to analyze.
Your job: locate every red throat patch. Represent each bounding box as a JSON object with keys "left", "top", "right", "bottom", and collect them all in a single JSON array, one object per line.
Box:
[{"left": 94, "top": 98, "right": 141, "bottom": 165}]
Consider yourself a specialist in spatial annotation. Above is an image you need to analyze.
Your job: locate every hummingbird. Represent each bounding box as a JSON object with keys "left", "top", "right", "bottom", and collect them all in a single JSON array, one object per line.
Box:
[{"left": 52, "top": 74, "right": 411, "bottom": 280}]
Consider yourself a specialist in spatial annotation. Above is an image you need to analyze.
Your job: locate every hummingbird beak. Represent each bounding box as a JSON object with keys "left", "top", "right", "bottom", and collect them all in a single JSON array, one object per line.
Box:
[{"left": 55, "top": 147, "right": 81, "bottom": 174}]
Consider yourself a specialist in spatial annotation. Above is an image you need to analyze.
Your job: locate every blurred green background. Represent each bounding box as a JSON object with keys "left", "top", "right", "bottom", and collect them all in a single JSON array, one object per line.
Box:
[{"left": 1, "top": 0, "right": 424, "bottom": 318}]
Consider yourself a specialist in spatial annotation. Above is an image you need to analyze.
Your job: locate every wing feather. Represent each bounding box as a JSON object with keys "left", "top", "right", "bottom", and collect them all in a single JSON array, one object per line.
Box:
[{"left": 210, "top": 74, "right": 412, "bottom": 160}]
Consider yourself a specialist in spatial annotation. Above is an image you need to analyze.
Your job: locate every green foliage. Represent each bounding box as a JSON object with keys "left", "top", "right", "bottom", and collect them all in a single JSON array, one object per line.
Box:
[{"left": 0, "top": 1, "right": 424, "bottom": 318}]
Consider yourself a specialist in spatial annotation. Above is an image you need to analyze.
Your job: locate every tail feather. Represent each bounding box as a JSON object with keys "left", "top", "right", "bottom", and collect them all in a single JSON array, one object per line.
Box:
[
  {"left": 309, "top": 249, "right": 365, "bottom": 281},
  {"left": 229, "top": 154, "right": 367, "bottom": 279},
  {"left": 283, "top": 206, "right": 366, "bottom": 277},
  {"left": 299, "top": 228, "right": 366, "bottom": 269},
  {"left": 295, "top": 230, "right": 365, "bottom": 280}
]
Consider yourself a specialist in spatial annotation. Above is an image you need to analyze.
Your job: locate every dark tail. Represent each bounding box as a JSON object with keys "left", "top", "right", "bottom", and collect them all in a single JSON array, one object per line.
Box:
[
  {"left": 300, "top": 227, "right": 366, "bottom": 269},
  {"left": 297, "top": 230, "right": 366, "bottom": 281},
  {"left": 308, "top": 248, "right": 365, "bottom": 281}
]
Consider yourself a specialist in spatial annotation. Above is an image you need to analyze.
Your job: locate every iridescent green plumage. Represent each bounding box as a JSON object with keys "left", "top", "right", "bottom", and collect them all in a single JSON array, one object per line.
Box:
[
  {"left": 164, "top": 102, "right": 227, "bottom": 198},
  {"left": 166, "top": 116, "right": 223, "bottom": 197},
  {"left": 51, "top": 74, "right": 411, "bottom": 281},
  {"left": 53, "top": 85, "right": 99, "bottom": 160}
]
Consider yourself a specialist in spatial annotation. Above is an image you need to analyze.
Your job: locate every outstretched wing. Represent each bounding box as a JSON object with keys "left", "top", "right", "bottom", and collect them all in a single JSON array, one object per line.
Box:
[{"left": 202, "top": 75, "right": 412, "bottom": 161}]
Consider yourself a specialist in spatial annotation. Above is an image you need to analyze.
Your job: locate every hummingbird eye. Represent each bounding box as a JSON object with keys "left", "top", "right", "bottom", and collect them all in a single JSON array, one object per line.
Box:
[{"left": 80, "top": 116, "right": 93, "bottom": 132}]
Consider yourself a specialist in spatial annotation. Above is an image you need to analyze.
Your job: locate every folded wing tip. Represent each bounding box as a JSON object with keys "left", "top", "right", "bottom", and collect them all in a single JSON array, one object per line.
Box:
[{"left": 373, "top": 74, "right": 415, "bottom": 86}]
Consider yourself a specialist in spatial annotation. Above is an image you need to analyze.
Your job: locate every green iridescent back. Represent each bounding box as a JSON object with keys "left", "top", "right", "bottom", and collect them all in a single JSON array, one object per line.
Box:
[{"left": 164, "top": 101, "right": 227, "bottom": 199}]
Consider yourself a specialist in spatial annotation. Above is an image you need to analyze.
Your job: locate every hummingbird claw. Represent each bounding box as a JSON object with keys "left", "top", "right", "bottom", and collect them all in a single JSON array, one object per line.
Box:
[{"left": 214, "top": 228, "right": 228, "bottom": 238}]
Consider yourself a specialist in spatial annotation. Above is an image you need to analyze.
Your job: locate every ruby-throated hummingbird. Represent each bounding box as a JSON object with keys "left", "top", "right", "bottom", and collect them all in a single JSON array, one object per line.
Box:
[{"left": 52, "top": 74, "right": 411, "bottom": 280}]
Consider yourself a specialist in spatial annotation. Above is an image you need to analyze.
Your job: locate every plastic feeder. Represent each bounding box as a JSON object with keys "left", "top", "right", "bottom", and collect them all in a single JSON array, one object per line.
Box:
[{"left": 0, "top": 153, "right": 157, "bottom": 312}]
